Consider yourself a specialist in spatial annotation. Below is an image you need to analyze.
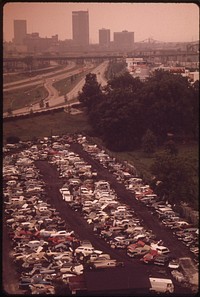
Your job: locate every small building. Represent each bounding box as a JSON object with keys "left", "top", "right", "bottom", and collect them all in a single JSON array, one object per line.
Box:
[{"left": 126, "top": 57, "right": 150, "bottom": 81}]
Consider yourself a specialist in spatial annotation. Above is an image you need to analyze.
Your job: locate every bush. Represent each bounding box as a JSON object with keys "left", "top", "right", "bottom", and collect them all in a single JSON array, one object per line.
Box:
[{"left": 142, "top": 129, "right": 157, "bottom": 154}]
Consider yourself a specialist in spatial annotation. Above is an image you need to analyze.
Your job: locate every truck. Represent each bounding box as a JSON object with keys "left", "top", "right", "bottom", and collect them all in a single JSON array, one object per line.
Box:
[{"left": 149, "top": 277, "right": 174, "bottom": 294}]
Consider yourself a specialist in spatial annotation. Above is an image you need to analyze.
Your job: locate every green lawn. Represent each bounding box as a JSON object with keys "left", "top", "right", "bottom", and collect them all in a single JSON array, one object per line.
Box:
[
  {"left": 52, "top": 65, "right": 98, "bottom": 97},
  {"left": 89, "top": 136, "right": 198, "bottom": 183},
  {"left": 3, "top": 111, "right": 91, "bottom": 143},
  {"left": 3, "top": 85, "right": 49, "bottom": 112},
  {"left": 3, "top": 65, "right": 63, "bottom": 84}
]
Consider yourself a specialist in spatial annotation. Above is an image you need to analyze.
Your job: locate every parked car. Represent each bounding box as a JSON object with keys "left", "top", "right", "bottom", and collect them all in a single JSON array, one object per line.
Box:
[
  {"left": 154, "top": 254, "right": 170, "bottom": 266},
  {"left": 74, "top": 246, "right": 102, "bottom": 257},
  {"left": 151, "top": 244, "right": 170, "bottom": 255},
  {"left": 141, "top": 249, "right": 158, "bottom": 264},
  {"left": 91, "top": 259, "right": 124, "bottom": 269},
  {"left": 168, "top": 259, "right": 180, "bottom": 269}
]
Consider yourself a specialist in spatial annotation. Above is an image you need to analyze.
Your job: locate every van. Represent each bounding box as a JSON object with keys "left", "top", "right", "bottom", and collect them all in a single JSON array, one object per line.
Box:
[{"left": 149, "top": 278, "right": 174, "bottom": 293}]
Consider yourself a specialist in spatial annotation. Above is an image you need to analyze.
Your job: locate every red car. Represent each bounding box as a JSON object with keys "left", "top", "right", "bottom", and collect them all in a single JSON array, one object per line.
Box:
[{"left": 141, "top": 249, "right": 158, "bottom": 264}]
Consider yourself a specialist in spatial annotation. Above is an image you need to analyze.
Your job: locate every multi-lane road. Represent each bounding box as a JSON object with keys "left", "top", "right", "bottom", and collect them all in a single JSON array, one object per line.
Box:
[{"left": 3, "top": 61, "right": 109, "bottom": 117}]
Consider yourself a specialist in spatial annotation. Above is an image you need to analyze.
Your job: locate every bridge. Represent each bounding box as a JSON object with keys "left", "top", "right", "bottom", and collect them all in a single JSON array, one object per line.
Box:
[{"left": 3, "top": 49, "right": 199, "bottom": 72}]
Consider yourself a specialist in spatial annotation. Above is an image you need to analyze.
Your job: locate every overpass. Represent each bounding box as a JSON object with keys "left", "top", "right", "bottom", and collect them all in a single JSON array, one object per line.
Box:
[{"left": 3, "top": 49, "right": 199, "bottom": 72}]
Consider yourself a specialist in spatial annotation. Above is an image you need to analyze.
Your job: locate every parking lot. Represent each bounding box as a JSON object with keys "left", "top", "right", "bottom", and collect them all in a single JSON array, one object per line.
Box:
[{"left": 3, "top": 134, "right": 198, "bottom": 295}]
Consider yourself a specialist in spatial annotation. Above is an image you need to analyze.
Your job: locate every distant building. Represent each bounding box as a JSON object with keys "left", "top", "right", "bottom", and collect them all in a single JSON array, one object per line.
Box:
[
  {"left": 13, "top": 20, "right": 27, "bottom": 45},
  {"left": 154, "top": 66, "right": 199, "bottom": 83},
  {"left": 113, "top": 30, "right": 134, "bottom": 51},
  {"left": 72, "top": 10, "right": 89, "bottom": 47},
  {"left": 99, "top": 28, "right": 110, "bottom": 48},
  {"left": 23, "top": 33, "right": 59, "bottom": 53},
  {"left": 126, "top": 57, "right": 150, "bottom": 81}
]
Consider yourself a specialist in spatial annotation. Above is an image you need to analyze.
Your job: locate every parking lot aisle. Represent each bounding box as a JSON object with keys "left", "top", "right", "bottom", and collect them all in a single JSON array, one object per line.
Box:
[
  {"left": 35, "top": 160, "right": 132, "bottom": 263},
  {"left": 69, "top": 142, "right": 196, "bottom": 261}
]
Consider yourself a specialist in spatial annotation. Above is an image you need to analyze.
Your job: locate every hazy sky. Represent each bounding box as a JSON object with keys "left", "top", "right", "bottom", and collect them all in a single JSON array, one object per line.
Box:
[{"left": 3, "top": 2, "right": 199, "bottom": 43}]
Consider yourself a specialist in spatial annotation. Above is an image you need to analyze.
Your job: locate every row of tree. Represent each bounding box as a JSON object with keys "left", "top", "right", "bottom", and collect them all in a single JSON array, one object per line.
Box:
[{"left": 78, "top": 69, "right": 199, "bottom": 151}]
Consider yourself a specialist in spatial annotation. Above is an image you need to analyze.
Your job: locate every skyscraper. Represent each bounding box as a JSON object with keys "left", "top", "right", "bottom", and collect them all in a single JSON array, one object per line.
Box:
[
  {"left": 114, "top": 30, "right": 134, "bottom": 51},
  {"left": 13, "top": 20, "right": 27, "bottom": 45},
  {"left": 72, "top": 11, "right": 89, "bottom": 47},
  {"left": 99, "top": 28, "right": 110, "bottom": 48}
]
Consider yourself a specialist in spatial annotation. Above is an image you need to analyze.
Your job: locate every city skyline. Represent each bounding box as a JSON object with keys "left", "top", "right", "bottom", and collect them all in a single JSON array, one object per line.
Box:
[{"left": 3, "top": 2, "right": 199, "bottom": 44}]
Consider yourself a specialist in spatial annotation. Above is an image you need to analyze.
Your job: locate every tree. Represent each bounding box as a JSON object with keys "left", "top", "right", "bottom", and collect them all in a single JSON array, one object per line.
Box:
[
  {"left": 142, "top": 69, "right": 194, "bottom": 143},
  {"left": 164, "top": 139, "right": 178, "bottom": 156},
  {"left": 190, "top": 80, "right": 199, "bottom": 139},
  {"left": 84, "top": 68, "right": 197, "bottom": 153},
  {"left": 142, "top": 129, "right": 157, "bottom": 154},
  {"left": 105, "top": 72, "right": 143, "bottom": 94},
  {"left": 151, "top": 151, "right": 196, "bottom": 206},
  {"left": 78, "top": 73, "right": 103, "bottom": 110},
  {"left": 87, "top": 73, "right": 146, "bottom": 151}
]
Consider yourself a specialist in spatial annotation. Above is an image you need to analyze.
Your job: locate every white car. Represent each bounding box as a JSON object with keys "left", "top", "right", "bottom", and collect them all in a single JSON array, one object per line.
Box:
[
  {"left": 50, "top": 230, "right": 74, "bottom": 237},
  {"left": 151, "top": 244, "right": 170, "bottom": 255},
  {"left": 54, "top": 252, "right": 73, "bottom": 261},
  {"left": 60, "top": 264, "right": 83, "bottom": 275},
  {"left": 75, "top": 246, "right": 102, "bottom": 257},
  {"left": 168, "top": 259, "right": 179, "bottom": 269}
]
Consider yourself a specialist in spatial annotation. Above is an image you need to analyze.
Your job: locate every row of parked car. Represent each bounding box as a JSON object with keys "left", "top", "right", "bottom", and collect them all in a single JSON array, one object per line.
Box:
[
  {"left": 43, "top": 134, "right": 193, "bottom": 286},
  {"left": 78, "top": 136, "right": 199, "bottom": 262},
  {"left": 3, "top": 138, "right": 122, "bottom": 294},
  {"left": 3, "top": 134, "right": 198, "bottom": 293}
]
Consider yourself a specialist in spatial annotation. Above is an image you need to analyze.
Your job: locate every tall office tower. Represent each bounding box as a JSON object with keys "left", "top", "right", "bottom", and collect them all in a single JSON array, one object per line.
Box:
[
  {"left": 72, "top": 10, "right": 89, "bottom": 47},
  {"left": 114, "top": 30, "right": 134, "bottom": 51},
  {"left": 99, "top": 28, "right": 110, "bottom": 47},
  {"left": 13, "top": 20, "right": 27, "bottom": 45}
]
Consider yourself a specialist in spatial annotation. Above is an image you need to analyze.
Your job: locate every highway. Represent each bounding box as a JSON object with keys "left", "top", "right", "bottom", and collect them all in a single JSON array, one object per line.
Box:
[
  {"left": 3, "top": 61, "right": 76, "bottom": 91},
  {"left": 3, "top": 61, "right": 109, "bottom": 117}
]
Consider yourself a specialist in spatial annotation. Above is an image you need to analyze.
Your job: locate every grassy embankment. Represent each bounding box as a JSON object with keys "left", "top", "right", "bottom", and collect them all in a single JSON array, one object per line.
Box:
[
  {"left": 89, "top": 136, "right": 198, "bottom": 183},
  {"left": 3, "top": 65, "right": 95, "bottom": 113},
  {"left": 3, "top": 111, "right": 91, "bottom": 143},
  {"left": 3, "top": 65, "right": 63, "bottom": 84}
]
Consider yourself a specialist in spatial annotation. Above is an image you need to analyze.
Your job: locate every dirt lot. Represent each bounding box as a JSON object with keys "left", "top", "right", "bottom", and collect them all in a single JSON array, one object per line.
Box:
[{"left": 2, "top": 141, "right": 195, "bottom": 295}]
